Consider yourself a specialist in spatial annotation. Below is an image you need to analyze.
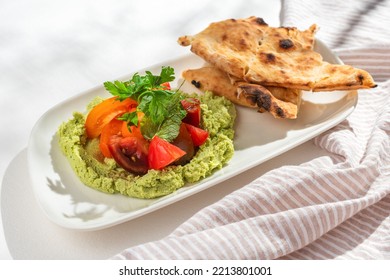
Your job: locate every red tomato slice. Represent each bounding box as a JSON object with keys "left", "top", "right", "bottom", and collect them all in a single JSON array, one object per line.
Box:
[
  {"left": 99, "top": 118, "right": 124, "bottom": 158},
  {"left": 85, "top": 97, "right": 137, "bottom": 139},
  {"left": 185, "top": 123, "right": 209, "bottom": 146},
  {"left": 148, "top": 136, "right": 186, "bottom": 170},
  {"left": 181, "top": 98, "right": 201, "bottom": 127}
]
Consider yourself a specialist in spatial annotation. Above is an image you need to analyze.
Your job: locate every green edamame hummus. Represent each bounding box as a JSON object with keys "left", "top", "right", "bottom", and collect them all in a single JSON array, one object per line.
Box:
[{"left": 57, "top": 92, "right": 235, "bottom": 199}]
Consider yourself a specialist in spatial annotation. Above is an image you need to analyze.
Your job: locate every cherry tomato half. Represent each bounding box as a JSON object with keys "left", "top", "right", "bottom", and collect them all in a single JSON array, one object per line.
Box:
[
  {"left": 181, "top": 97, "right": 201, "bottom": 127},
  {"left": 185, "top": 123, "right": 209, "bottom": 146}
]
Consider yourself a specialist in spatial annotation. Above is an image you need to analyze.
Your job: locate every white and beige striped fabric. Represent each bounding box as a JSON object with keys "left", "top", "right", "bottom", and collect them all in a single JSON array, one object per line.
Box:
[{"left": 112, "top": 0, "right": 390, "bottom": 259}]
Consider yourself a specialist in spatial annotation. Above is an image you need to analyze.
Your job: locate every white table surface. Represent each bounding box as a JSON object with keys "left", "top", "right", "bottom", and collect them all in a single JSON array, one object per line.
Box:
[{"left": 0, "top": 0, "right": 333, "bottom": 260}]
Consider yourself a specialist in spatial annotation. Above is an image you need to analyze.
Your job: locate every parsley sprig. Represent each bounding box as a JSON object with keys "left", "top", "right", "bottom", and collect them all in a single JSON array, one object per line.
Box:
[{"left": 103, "top": 66, "right": 186, "bottom": 142}]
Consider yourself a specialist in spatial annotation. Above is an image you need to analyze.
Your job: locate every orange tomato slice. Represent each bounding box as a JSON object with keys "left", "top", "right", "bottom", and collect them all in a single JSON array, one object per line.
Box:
[
  {"left": 85, "top": 97, "right": 137, "bottom": 139},
  {"left": 99, "top": 118, "right": 124, "bottom": 158},
  {"left": 121, "top": 111, "right": 144, "bottom": 138}
]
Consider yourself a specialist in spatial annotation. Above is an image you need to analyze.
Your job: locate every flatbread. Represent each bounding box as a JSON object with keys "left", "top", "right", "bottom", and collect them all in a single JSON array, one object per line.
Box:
[
  {"left": 178, "top": 16, "right": 376, "bottom": 91},
  {"left": 183, "top": 66, "right": 302, "bottom": 119}
]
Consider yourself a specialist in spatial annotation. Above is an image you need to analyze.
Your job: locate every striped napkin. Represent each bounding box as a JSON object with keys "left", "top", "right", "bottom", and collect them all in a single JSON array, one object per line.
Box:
[{"left": 112, "top": 0, "right": 390, "bottom": 259}]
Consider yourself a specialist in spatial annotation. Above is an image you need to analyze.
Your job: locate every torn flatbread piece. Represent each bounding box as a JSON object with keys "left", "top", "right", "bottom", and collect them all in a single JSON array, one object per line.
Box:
[
  {"left": 178, "top": 16, "right": 376, "bottom": 91},
  {"left": 183, "top": 66, "right": 302, "bottom": 119}
]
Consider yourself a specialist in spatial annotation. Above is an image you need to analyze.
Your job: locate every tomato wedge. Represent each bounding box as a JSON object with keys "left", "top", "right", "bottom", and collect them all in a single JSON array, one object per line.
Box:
[
  {"left": 181, "top": 98, "right": 201, "bottom": 127},
  {"left": 108, "top": 136, "right": 149, "bottom": 175},
  {"left": 85, "top": 97, "right": 137, "bottom": 139},
  {"left": 185, "top": 123, "right": 209, "bottom": 146},
  {"left": 148, "top": 136, "right": 186, "bottom": 170}
]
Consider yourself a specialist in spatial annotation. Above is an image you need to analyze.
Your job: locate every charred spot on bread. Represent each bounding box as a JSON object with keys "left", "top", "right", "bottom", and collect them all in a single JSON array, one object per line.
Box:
[
  {"left": 267, "top": 53, "right": 276, "bottom": 62},
  {"left": 237, "top": 90, "right": 258, "bottom": 106},
  {"left": 279, "top": 39, "right": 294, "bottom": 49},
  {"left": 358, "top": 74, "right": 364, "bottom": 84},
  {"left": 237, "top": 86, "right": 257, "bottom": 106},
  {"left": 246, "top": 95, "right": 258, "bottom": 106},
  {"left": 239, "top": 38, "right": 248, "bottom": 50},
  {"left": 276, "top": 107, "right": 285, "bottom": 118},
  {"left": 256, "top": 90, "right": 272, "bottom": 111},
  {"left": 241, "top": 85, "right": 271, "bottom": 111},
  {"left": 191, "top": 80, "right": 201, "bottom": 88},
  {"left": 255, "top": 17, "right": 268, "bottom": 25},
  {"left": 259, "top": 52, "right": 276, "bottom": 63}
]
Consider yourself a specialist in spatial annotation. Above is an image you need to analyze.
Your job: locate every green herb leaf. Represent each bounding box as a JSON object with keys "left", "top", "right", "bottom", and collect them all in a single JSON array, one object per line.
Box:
[
  {"left": 159, "top": 66, "right": 175, "bottom": 84},
  {"left": 148, "top": 90, "right": 172, "bottom": 124},
  {"left": 104, "top": 66, "right": 186, "bottom": 142},
  {"left": 155, "top": 109, "right": 185, "bottom": 141},
  {"left": 140, "top": 91, "right": 186, "bottom": 142},
  {"left": 117, "top": 111, "right": 138, "bottom": 127},
  {"left": 139, "top": 115, "right": 158, "bottom": 141}
]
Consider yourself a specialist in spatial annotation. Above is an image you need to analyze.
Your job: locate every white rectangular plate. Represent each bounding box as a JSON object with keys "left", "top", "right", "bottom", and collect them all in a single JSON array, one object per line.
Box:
[{"left": 28, "top": 40, "right": 357, "bottom": 230}]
